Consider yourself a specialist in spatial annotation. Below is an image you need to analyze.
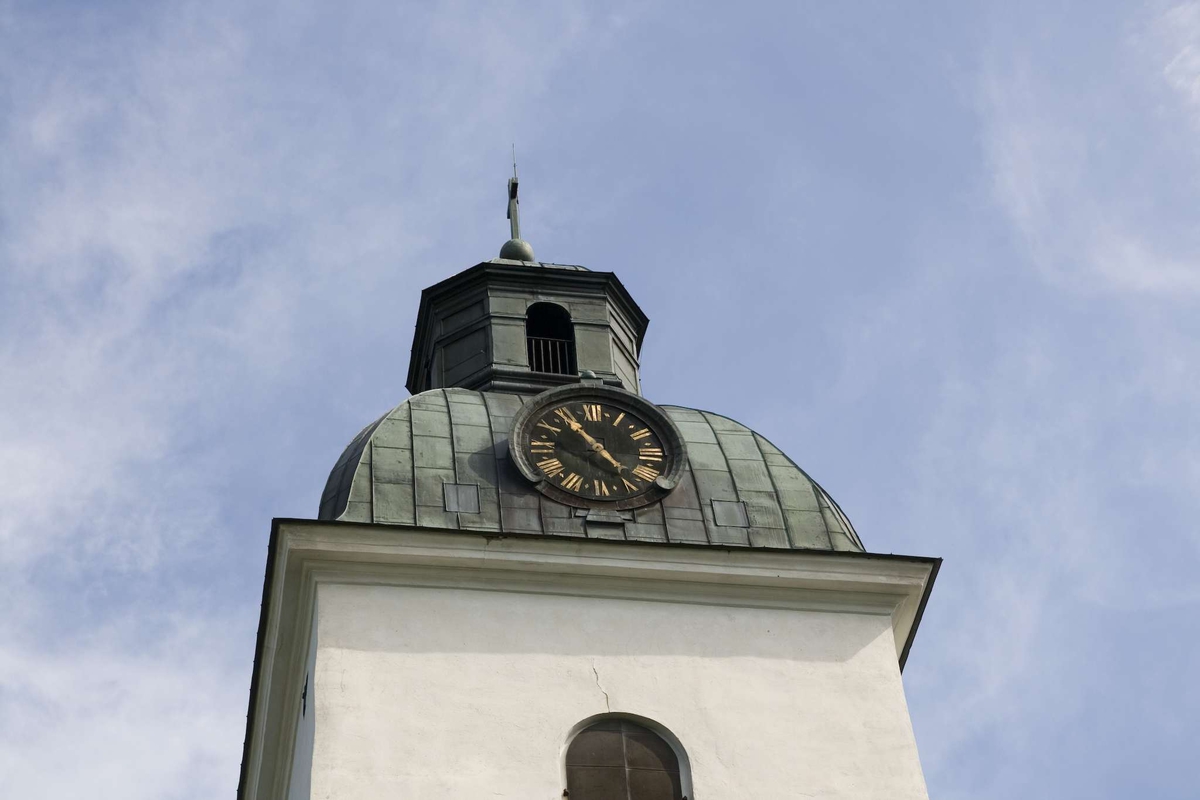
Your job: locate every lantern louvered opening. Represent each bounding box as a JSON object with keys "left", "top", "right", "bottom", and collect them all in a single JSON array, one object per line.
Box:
[
  {"left": 526, "top": 302, "right": 576, "bottom": 376},
  {"left": 565, "top": 719, "right": 685, "bottom": 800}
]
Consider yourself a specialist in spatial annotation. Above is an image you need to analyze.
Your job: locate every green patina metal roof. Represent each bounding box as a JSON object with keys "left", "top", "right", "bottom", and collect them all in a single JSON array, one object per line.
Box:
[{"left": 319, "top": 388, "right": 863, "bottom": 552}]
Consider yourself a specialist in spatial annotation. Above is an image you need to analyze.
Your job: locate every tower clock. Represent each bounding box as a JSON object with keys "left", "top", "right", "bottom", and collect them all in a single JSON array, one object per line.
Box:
[{"left": 509, "top": 383, "right": 687, "bottom": 510}]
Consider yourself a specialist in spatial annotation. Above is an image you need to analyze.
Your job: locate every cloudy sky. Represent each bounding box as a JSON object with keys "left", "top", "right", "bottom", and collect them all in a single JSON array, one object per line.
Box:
[{"left": 1, "top": 0, "right": 1198, "bottom": 797}]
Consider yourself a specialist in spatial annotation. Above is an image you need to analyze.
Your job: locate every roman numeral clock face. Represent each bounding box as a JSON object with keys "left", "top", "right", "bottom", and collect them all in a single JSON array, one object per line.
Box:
[{"left": 523, "top": 400, "right": 672, "bottom": 503}]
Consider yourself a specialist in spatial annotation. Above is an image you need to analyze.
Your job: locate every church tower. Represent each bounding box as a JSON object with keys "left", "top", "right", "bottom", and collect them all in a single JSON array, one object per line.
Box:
[{"left": 237, "top": 179, "right": 940, "bottom": 799}]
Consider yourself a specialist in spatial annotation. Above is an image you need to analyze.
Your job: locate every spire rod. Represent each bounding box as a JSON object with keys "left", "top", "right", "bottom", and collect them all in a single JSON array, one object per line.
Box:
[
  {"left": 507, "top": 144, "right": 521, "bottom": 241},
  {"left": 499, "top": 145, "right": 536, "bottom": 261}
]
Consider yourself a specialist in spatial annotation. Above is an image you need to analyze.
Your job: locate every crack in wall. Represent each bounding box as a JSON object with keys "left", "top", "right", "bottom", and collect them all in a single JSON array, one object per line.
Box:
[{"left": 590, "top": 660, "right": 611, "bottom": 712}]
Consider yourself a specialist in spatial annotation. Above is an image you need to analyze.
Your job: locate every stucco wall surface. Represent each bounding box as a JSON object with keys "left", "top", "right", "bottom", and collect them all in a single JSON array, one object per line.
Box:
[
  {"left": 308, "top": 582, "right": 929, "bottom": 799},
  {"left": 286, "top": 605, "right": 318, "bottom": 800}
]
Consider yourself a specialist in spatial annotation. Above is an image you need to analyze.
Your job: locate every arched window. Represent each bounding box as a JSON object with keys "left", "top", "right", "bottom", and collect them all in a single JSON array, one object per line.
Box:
[
  {"left": 526, "top": 302, "right": 577, "bottom": 376},
  {"left": 565, "top": 718, "right": 686, "bottom": 800}
]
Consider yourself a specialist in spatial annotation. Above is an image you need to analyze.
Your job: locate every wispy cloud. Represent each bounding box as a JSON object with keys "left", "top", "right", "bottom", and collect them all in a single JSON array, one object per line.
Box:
[
  {"left": 0, "top": 617, "right": 248, "bottom": 799},
  {"left": 1157, "top": 3, "right": 1200, "bottom": 120},
  {"left": 982, "top": 3, "right": 1200, "bottom": 297},
  {"left": 906, "top": 5, "right": 1200, "bottom": 793},
  {"left": 2, "top": 2, "right": 1198, "bottom": 798},
  {"left": 0, "top": 1, "right": 607, "bottom": 795}
]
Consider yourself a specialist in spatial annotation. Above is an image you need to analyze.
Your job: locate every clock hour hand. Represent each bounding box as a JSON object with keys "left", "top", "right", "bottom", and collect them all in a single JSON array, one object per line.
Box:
[
  {"left": 556, "top": 412, "right": 627, "bottom": 473},
  {"left": 590, "top": 440, "right": 627, "bottom": 473}
]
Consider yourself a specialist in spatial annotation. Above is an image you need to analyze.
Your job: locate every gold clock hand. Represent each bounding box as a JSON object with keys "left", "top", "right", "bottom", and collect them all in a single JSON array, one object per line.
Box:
[
  {"left": 559, "top": 414, "right": 627, "bottom": 472},
  {"left": 592, "top": 442, "right": 627, "bottom": 472}
]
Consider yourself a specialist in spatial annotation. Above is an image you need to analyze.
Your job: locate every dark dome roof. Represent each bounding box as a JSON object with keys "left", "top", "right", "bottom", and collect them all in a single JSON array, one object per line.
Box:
[{"left": 319, "top": 388, "right": 862, "bottom": 552}]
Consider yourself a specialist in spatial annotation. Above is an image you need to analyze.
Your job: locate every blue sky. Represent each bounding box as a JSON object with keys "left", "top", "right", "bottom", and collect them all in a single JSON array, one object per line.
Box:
[{"left": 1, "top": 1, "right": 1197, "bottom": 797}]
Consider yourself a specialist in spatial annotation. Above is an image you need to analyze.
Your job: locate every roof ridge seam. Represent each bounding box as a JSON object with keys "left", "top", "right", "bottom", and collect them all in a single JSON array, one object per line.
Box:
[
  {"left": 699, "top": 411, "right": 741, "bottom": 546},
  {"left": 752, "top": 431, "right": 799, "bottom": 550}
]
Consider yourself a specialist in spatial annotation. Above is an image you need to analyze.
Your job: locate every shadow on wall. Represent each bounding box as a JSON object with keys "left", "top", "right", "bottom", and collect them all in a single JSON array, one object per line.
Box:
[{"left": 316, "top": 582, "right": 891, "bottom": 664}]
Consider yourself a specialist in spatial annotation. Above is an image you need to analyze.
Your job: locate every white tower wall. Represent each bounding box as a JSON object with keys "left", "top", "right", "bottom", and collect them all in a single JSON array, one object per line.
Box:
[
  {"left": 238, "top": 522, "right": 935, "bottom": 800},
  {"left": 310, "top": 582, "right": 930, "bottom": 799}
]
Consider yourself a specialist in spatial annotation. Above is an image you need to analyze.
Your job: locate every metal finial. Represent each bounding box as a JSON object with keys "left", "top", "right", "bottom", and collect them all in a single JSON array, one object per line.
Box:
[
  {"left": 500, "top": 146, "right": 535, "bottom": 261},
  {"left": 507, "top": 145, "right": 521, "bottom": 241}
]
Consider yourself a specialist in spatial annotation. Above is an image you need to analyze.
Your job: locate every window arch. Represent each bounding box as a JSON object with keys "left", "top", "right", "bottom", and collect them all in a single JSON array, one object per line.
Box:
[
  {"left": 526, "top": 302, "right": 577, "bottom": 376},
  {"left": 565, "top": 717, "right": 687, "bottom": 800}
]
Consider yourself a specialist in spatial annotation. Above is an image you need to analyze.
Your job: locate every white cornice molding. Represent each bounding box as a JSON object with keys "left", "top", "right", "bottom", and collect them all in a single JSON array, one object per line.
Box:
[{"left": 287, "top": 524, "right": 931, "bottom": 612}]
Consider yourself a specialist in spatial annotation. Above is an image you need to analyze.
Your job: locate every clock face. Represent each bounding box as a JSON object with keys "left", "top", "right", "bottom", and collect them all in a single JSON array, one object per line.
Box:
[{"left": 524, "top": 400, "right": 670, "bottom": 501}]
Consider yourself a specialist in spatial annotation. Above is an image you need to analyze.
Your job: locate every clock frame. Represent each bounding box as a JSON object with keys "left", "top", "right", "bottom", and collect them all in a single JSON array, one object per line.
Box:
[{"left": 509, "top": 383, "right": 687, "bottom": 510}]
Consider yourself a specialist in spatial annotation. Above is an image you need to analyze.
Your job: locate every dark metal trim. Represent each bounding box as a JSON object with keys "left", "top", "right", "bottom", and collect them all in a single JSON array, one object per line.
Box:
[
  {"left": 236, "top": 519, "right": 282, "bottom": 800},
  {"left": 898, "top": 555, "right": 941, "bottom": 673}
]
